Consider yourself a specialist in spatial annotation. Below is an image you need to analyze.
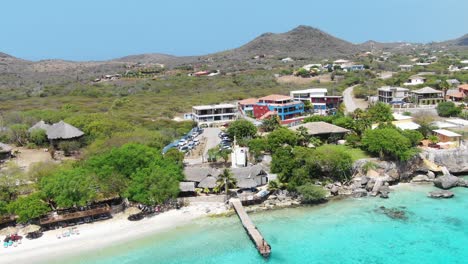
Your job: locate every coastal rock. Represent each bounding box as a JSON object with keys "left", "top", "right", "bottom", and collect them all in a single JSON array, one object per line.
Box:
[
  {"left": 379, "top": 185, "right": 390, "bottom": 199},
  {"left": 411, "top": 174, "right": 432, "bottom": 183},
  {"left": 427, "top": 171, "right": 435, "bottom": 179},
  {"left": 458, "top": 178, "right": 468, "bottom": 187},
  {"left": 352, "top": 188, "right": 368, "bottom": 198},
  {"left": 423, "top": 148, "right": 468, "bottom": 174},
  {"left": 268, "top": 195, "right": 277, "bottom": 200},
  {"left": 360, "top": 176, "right": 370, "bottom": 186},
  {"left": 375, "top": 206, "right": 408, "bottom": 220},
  {"left": 330, "top": 186, "right": 339, "bottom": 196},
  {"left": 433, "top": 175, "right": 460, "bottom": 189},
  {"left": 428, "top": 190, "right": 455, "bottom": 199}
]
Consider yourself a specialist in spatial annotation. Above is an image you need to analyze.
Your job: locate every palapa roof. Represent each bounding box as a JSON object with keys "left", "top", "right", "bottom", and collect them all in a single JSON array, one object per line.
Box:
[
  {"left": 28, "top": 120, "right": 51, "bottom": 132},
  {"left": 179, "top": 182, "right": 196, "bottom": 192},
  {"left": 46, "top": 121, "right": 84, "bottom": 140},
  {"left": 198, "top": 176, "right": 218, "bottom": 189},
  {"left": 232, "top": 164, "right": 268, "bottom": 189},
  {"left": 412, "top": 87, "right": 442, "bottom": 94},
  {"left": 236, "top": 178, "right": 258, "bottom": 189},
  {"left": 289, "top": 121, "right": 350, "bottom": 135},
  {"left": 183, "top": 167, "right": 221, "bottom": 182}
]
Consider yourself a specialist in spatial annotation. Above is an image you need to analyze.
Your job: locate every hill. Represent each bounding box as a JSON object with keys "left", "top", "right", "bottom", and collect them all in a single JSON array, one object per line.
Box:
[{"left": 214, "top": 25, "right": 362, "bottom": 60}]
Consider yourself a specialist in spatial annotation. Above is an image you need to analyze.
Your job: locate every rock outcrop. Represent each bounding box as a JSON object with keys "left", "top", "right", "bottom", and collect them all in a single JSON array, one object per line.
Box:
[
  {"left": 428, "top": 190, "right": 455, "bottom": 198},
  {"left": 433, "top": 175, "right": 467, "bottom": 189},
  {"left": 421, "top": 148, "right": 468, "bottom": 174}
]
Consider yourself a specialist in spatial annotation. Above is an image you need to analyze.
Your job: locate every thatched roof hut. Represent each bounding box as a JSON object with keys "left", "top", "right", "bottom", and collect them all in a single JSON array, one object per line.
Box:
[
  {"left": 46, "top": 121, "right": 84, "bottom": 140},
  {"left": 232, "top": 164, "right": 268, "bottom": 188},
  {"left": 184, "top": 167, "right": 221, "bottom": 182},
  {"left": 198, "top": 176, "right": 217, "bottom": 189},
  {"left": 28, "top": 120, "right": 51, "bottom": 133},
  {"left": 179, "top": 182, "right": 196, "bottom": 192}
]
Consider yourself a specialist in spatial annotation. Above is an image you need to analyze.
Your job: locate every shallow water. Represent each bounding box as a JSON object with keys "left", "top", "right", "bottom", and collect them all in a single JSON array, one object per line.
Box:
[{"left": 57, "top": 182, "right": 468, "bottom": 264}]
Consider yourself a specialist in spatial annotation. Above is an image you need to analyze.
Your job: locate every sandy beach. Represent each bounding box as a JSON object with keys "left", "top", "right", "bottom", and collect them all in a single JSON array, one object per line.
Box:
[{"left": 0, "top": 202, "right": 228, "bottom": 264}]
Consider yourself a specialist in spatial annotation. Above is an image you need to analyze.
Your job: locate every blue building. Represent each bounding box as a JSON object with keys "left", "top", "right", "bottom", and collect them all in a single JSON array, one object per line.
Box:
[{"left": 253, "top": 94, "right": 304, "bottom": 122}]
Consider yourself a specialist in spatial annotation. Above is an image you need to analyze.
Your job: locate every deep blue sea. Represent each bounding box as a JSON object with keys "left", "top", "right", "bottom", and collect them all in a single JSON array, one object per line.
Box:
[{"left": 56, "top": 181, "right": 468, "bottom": 264}]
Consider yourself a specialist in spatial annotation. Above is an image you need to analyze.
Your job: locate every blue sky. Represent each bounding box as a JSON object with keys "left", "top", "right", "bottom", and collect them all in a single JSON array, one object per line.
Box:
[{"left": 2, "top": 0, "right": 467, "bottom": 61}]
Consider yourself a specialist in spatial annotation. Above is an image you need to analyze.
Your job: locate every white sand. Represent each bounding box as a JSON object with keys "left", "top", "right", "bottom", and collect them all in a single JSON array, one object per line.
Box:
[{"left": 0, "top": 202, "right": 228, "bottom": 264}]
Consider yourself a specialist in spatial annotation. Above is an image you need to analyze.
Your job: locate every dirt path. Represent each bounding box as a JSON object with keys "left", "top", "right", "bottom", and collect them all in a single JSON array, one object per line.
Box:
[{"left": 343, "top": 85, "right": 368, "bottom": 113}]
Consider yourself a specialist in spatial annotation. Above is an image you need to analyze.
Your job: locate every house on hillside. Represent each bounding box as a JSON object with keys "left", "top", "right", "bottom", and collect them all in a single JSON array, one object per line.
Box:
[
  {"left": 411, "top": 87, "right": 444, "bottom": 105},
  {"left": 404, "top": 75, "right": 426, "bottom": 86},
  {"left": 191, "top": 104, "right": 237, "bottom": 125},
  {"left": 399, "top": 65, "right": 413, "bottom": 72},
  {"left": 446, "top": 89, "right": 465, "bottom": 102},
  {"left": 459, "top": 84, "right": 468, "bottom": 97},
  {"left": 341, "top": 64, "right": 365, "bottom": 72},
  {"left": 372, "top": 113, "right": 420, "bottom": 131},
  {"left": 446, "top": 79, "right": 460, "bottom": 87},
  {"left": 290, "top": 88, "right": 342, "bottom": 111},
  {"left": 238, "top": 98, "right": 258, "bottom": 116},
  {"left": 377, "top": 86, "right": 409, "bottom": 104},
  {"left": 252, "top": 94, "right": 304, "bottom": 125},
  {"left": 281, "top": 57, "right": 294, "bottom": 63}
]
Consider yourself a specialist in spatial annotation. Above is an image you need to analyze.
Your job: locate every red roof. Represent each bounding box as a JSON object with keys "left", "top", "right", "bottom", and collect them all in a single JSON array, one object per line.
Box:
[
  {"left": 258, "top": 94, "right": 292, "bottom": 101},
  {"left": 459, "top": 84, "right": 468, "bottom": 91},
  {"left": 238, "top": 98, "right": 258, "bottom": 105}
]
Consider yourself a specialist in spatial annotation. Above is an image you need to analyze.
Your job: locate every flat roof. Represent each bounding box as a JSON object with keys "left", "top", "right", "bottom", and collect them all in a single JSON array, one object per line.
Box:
[
  {"left": 290, "top": 88, "right": 328, "bottom": 94},
  {"left": 395, "top": 122, "right": 420, "bottom": 130},
  {"left": 393, "top": 113, "right": 412, "bottom": 121},
  {"left": 446, "top": 118, "right": 468, "bottom": 126},
  {"left": 378, "top": 86, "right": 409, "bottom": 92},
  {"left": 433, "top": 129, "right": 462, "bottom": 137},
  {"left": 432, "top": 121, "right": 458, "bottom": 129},
  {"left": 193, "top": 104, "right": 236, "bottom": 110}
]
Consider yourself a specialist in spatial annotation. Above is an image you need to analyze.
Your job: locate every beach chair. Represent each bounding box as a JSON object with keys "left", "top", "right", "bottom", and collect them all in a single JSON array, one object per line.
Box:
[
  {"left": 56, "top": 233, "right": 62, "bottom": 239},
  {"left": 8, "top": 240, "right": 13, "bottom": 247},
  {"left": 3, "top": 241, "right": 8, "bottom": 248}
]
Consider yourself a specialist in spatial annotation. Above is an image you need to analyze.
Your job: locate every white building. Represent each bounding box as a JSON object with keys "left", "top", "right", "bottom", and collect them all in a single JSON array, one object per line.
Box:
[
  {"left": 192, "top": 104, "right": 237, "bottom": 124},
  {"left": 231, "top": 146, "right": 248, "bottom": 168},
  {"left": 290, "top": 88, "right": 342, "bottom": 110},
  {"left": 377, "top": 86, "right": 409, "bottom": 104},
  {"left": 404, "top": 75, "right": 426, "bottom": 86}
]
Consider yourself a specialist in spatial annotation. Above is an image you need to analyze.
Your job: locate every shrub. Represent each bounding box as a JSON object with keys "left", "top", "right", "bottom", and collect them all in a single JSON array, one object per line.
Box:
[
  {"left": 29, "top": 129, "right": 48, "bottom": 146},
  {"left": 58, "top": 141, "right": 81, "bottom": 156},
  {"left": 436, "top": 102, "right": 461, "bottom": 117},
  {"left": 297, "top": 184, "right": 327, "bottom": 203}
]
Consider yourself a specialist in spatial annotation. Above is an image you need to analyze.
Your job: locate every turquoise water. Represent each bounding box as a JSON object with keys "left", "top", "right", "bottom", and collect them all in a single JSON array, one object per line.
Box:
[{"left": 58, "top": 182, "right": 468, "bottom": 264}]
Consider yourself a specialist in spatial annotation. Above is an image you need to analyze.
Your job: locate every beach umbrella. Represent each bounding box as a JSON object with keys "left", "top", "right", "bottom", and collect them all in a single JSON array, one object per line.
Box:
[
  {"left": 125, "top": 207, "right": 142, "bottom": 215},
  {"left": 0, "top": 226, "right": 18, "bottom": 236},
  {"left": 21, "top": 225, "right": 41, "bottom": 234}
]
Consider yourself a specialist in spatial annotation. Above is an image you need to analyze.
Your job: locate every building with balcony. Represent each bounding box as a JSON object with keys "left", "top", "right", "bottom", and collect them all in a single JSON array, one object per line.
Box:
[
  {"left": 411, "top": 87, "right": 443, "bottom": 105},
  {"left": 192, "top": 104, "right": 237, "bottom": 124},
  {"left": 377, "top": 86, "right": 409, "bottom": 104},
  {"left": 238, "top": 98, "right": 258, "bottom": 116},
  {"left": 252, "top": 94, "right": 304, "bottom": 122},
  {"left": 290, "top": 88, "right": 342, "bottom": 111}
]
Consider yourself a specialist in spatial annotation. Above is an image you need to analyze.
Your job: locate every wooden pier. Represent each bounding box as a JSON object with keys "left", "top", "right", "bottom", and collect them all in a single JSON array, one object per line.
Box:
[{"left": 230, "top": 198, "right": 271, "bottom": 258}]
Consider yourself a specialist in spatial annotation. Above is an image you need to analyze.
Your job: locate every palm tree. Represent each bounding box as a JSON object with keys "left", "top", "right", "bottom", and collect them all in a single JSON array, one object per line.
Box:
[{"left": 216, "top": 169, "right": 236, "bottom": 200}]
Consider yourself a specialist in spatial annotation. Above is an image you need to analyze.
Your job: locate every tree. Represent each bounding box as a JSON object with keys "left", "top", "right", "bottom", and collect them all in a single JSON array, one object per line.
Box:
[
  {"left": 207, "top": 147, "right": 219, "bottom": 162},
  {"left": 227, "top": 119, "right": 257, "bottom": 140},
  {"left": 218, "top": 148, "right": 231, "bottom": 164},
  {"left": 296, "top": 184, "right": 326, "bottom": 203},
  {"left": 261, "top": 116, "right": 281, "bottom": 132},
  {"left": 437, "top": 79, "right": 450, "bottom": 100},
  {"left": 216, "top": 169, "right": 236, "bottom": 199},
  {"left": 267, "top": 128, "right": 298, "bottom": 151},
  {"left": 401, "top": 130, "right": 424, "bottom": 146},
  {"left": 9, "top": 124, "right": 29, "bottom": 146},
  {"left": 247, "top": 138, "right": 268, "bottom": 160},
  {"left": 125, "top": 163, "right": 181, "bottom": 205},
  {"left": 367, "top": 102, "right": 393, "bottom": 123},
  {"left": 436, "top": 102, "right": 462, "bottom": 117},
  {"left": 7, "top": 193, "right": 50, "bottom": 223},
  {"left": 164, "top": 148, "right": 184, "bottom": 167},
  {"left": 39, "top": 167, "right": 97, "bottom": 208},
  {"left": 295, "top": 68, "right": 310, "bottom": 78},
  {"left": 361, "top": 128, "right": 414, "bottom": 161}
]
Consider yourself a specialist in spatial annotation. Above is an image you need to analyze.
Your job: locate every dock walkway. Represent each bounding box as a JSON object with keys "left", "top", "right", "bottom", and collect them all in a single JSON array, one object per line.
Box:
[{"left": 230, "top": 198, "right": 271, "bottom": 257}]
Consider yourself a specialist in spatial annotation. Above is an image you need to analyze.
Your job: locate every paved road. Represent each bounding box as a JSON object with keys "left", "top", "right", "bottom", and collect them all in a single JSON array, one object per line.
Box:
[
  {"left": 202, "top": 127, "right": 221, "bottom": 161},
  {"left": 343, "top": 85, "right": 359, "bottom": 113}
]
